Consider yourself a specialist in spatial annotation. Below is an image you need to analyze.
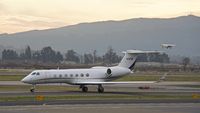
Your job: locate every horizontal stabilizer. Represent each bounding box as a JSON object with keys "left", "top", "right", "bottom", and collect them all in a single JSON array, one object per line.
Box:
[
  {"left": 124, "top": 50, "right": 164, "bottom": 54},
  {"left": 119, "top": 50, "right": 164, "bottom": 70}
]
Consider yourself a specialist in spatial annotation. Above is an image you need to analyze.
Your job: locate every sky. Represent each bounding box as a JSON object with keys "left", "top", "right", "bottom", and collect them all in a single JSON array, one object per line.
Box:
[{"left": 0, "top": 0, "right": 200, "bottom": 34}]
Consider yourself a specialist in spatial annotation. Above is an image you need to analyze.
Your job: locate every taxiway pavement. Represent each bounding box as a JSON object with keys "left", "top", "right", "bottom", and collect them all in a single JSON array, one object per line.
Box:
[{"left": 0, "top": 103, "right": 199, "bottom": 113}]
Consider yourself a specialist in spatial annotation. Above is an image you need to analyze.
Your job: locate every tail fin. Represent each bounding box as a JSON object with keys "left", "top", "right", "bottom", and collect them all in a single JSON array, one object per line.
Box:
[{"left": 118, "top": 50, "right": 162, "bottom": 70}]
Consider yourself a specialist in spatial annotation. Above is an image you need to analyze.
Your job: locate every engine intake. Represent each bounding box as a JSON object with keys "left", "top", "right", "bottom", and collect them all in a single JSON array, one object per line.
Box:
[{"left": 106, "top": 68, "right": 112, "bottom": 77}]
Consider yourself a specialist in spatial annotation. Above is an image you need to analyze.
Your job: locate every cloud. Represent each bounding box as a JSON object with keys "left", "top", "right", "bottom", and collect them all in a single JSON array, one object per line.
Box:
[
  {"left": 0, "top": 15, "right": 67, "bottom": 33},
  {"left": 0, "top": 0, "right": 200, "bottom": 34},
  {"left": 7, "top": 17, "right": 66, "bottom": 27},
  {"left": 0, "top": 3, "right": 6, "bottom": 15}
]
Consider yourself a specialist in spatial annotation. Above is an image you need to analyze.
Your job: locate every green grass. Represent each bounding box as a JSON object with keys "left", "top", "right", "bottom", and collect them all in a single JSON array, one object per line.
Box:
[
  {"left": 0, "top": 96, "right": 34, "bottom": 102},
  {"left": 0, "top": 75, "right": 26, "bottom": 81},
  {"left": 116, "top": 74, "right": 200, "bottom": 82},
  {"left": 0, "top": 69, "right": 32, "bottom": 72},
  {"left": 165, "top": 76, "right": 200, "bottom": 81}
]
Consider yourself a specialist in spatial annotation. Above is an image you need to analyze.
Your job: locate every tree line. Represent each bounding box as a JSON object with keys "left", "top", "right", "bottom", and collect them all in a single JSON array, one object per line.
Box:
[{"left": 1, "top": 46, "right": 169, "bottom": 65}]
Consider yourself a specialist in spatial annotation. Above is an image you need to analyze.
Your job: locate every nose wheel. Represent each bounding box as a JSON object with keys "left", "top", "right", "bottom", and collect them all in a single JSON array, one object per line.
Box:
[
  {"left": 30, "top": 88, "right": 35, "bottom": 92},
  {"left": 30, "top": 85, "right": 36, "bottom": 93}
]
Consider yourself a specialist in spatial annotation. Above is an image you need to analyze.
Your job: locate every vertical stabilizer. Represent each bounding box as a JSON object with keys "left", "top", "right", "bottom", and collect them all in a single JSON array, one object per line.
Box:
[{"left": 118, "top": 50, "right": 162, "bottom": 70}]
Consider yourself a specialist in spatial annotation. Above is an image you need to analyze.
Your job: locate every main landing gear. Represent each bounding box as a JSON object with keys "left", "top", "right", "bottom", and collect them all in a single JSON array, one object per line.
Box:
[
  {"left": 98, "top": 84, "right": 104, "bottom": 93},
  {"left": 30, "top": 85, "right": 36, "bottom": 93},
  {"left": 80, "top": 85, "right": 88, "bottom": 92},
  {"left": 80, "top": 84, "right": 104, "bottom": 93}
]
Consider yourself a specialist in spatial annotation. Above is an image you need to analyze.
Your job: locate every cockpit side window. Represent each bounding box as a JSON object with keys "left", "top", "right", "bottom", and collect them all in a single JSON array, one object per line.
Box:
[
  {"left": 31, "top": 72, "right": 36, "bottom": 75},
  {"left": 36, "top": 72, "right": 40, "bottom": 75}
]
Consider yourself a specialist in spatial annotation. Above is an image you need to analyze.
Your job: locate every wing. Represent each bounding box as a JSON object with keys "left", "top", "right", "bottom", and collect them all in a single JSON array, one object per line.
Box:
[{"left": 74, "top": 81, "right": 157, "bottom": 85}]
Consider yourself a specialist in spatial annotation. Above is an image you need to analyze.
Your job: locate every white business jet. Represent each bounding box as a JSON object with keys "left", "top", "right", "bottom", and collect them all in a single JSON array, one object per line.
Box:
[
  {"left": 161, "top": 44, "right": 176, "bottom": 49},
  {"left": 21, "top": 50, "right": 161, "bottom": 93}
]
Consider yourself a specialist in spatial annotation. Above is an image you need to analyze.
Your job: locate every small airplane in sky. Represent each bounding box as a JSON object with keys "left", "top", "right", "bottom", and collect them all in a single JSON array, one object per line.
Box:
[
  {"left": 161, "top": 44, "right": 176, "bottom": 49},
  {"left": 21, "top": 50, "right": 162, "bottom": 93}
]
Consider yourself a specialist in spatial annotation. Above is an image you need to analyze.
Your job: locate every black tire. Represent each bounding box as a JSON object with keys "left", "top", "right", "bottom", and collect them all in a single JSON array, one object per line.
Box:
[
  {"left": 98, "top": 86, "right": 104, "bottom": 93},
  {"left": 82, "top": 87, "right": 88, "bottom": 92},
  {"left": 30, "top": 89, "right": 35, "bottom": 93}
]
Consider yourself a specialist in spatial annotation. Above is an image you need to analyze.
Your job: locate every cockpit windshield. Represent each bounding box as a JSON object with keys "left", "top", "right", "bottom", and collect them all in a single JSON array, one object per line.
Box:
[
  {"left": 31, "top": 72, "right": 36, "bottom": 75},
  {"left": 31, "top": 72, "right": 40, "bottom": 75}
]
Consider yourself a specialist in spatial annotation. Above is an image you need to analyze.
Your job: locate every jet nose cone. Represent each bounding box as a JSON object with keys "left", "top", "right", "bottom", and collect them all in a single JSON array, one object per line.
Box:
[
  {"left": 21, "top": 77, "right": 30, "bottom": 83},
  {"left": 21, "top": 78, "right": 26, "bottom": 83}
]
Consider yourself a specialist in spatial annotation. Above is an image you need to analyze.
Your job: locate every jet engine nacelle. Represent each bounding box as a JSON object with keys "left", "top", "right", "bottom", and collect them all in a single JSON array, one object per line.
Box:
[
  {"left": 106, "top": 68, "right": 112, "bottom": 77},
  {"left": 105, "top": 67, "right": 131, "bottom": 79},
  {"left": 93, "top": 66, "right": 131, "bottom": 79}
]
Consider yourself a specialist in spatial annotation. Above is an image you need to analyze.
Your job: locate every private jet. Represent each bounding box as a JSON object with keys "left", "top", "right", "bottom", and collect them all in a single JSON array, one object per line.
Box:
[
  {"left": 161, "top": 44, "right": 176, "bottom": 49},
  {"left": 21, "top": 50, "right": 162, "bottom": 93}
]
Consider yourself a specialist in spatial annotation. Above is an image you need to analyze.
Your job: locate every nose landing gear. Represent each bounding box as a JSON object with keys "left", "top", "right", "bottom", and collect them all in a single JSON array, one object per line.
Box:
[{"left": 30, "top": 85, "right": 36, "bottom": 93}]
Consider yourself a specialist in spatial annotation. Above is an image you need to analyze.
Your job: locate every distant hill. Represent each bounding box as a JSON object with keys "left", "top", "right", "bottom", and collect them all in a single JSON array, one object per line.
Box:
[{"left": 0, "top": 15, "right": 200, "bottom": 56}]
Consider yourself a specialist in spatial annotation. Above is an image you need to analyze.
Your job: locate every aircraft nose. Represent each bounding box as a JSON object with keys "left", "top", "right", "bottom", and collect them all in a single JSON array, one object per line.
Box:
[
  {"left": 21, "top": 77, "right": 26, "bottom": 83},
  {"left": 21, "top": 76, "right": 30, "bottom": 83}
]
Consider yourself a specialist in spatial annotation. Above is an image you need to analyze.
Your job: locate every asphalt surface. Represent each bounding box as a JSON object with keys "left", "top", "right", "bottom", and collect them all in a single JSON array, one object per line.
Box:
[
  {"left": 1, "top": 81, "right": 200, "bottom": 96},
  {"left": 0, "top": 90, "right": 200, "bottom": 97},
  {"left": 0, "top": 81, "right": 200, "bottom": 106},
  {"left": 0, "top": 103, "right": 199, "bottom": 113}
]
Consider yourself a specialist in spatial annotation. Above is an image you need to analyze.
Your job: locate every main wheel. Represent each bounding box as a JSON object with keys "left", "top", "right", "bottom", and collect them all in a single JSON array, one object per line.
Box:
[
  {"left": 98, "top": 85, "right": 104, "bottom": 93},
  {"left": 82, "top": 86, "right": 88, "bottom": 92}
]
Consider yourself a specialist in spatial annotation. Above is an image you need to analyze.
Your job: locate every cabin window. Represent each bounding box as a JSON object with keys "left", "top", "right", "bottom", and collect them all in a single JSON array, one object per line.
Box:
[
  {"left": 81, "top": 73, "right": 84, "bottom": 77},
  {"left": 59, "top": 74, "right": 62, "bottom": 78},
  {"left": 86, "top": 73, "right": 89, "bottom": 77},
  {"left": 65, "top": 74, "right": 68, "bottom": 78},
  {"left": 36, "top": 72, "right": 40, "bottom": 75},
  {"left": 75, "top": 74, "right": 78, "bottom": 77},
  {"left": 70, "top": 74, "right": 73, "bottom": 77}
]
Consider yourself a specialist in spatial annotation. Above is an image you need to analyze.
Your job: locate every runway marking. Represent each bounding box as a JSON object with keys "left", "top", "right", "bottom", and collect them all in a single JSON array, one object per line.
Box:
[{"left": 192, "top": 94, "right": 200, "bottom": 99}]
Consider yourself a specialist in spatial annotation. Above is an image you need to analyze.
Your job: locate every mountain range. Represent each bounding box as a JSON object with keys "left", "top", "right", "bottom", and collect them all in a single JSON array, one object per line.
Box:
[{"left": 0, "top": 15, "right": 200, "bottom": 56}]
